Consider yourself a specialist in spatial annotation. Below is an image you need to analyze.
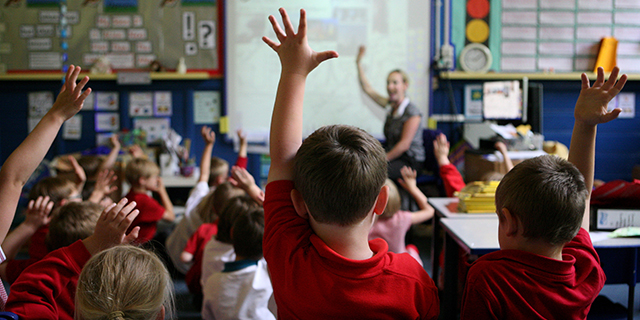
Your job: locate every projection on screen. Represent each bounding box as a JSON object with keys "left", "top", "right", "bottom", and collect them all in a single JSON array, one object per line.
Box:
[{"left": 225, "top": 1, "right": 430, "bottom": 145}]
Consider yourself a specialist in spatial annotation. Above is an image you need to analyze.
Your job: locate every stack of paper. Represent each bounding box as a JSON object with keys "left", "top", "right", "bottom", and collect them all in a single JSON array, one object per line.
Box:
[{"left": 456, "top": 181, "right": 500, "bottom": 213}]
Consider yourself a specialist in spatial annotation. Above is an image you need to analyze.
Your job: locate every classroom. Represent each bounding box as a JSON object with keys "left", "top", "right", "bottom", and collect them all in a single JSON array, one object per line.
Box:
[{"left": 0, "top": 0, "right": 639, "bottom": 319}]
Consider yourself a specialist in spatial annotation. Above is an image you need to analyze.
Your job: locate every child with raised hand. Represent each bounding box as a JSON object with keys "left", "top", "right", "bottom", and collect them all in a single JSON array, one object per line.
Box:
[
  {"left": 369, "top": 166, "right": 434, "bottom": 266},
  {"left": 5, "top": 198, "right": 140, "bottom": 320},
  {"left": 76, "top": 245, "right": 175, "bottom": 320},
  {"left": 262, "top": 8, "right": 438, "bottom": 319},
  {"left": 433, "top": 133, "right": 466, "bottom": 197},
  {"left": 460, "top": 66, "right": 627, "bottom": 319}
]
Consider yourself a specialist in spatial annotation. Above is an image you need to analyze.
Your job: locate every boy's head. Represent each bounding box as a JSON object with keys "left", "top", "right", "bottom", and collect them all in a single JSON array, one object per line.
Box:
[
  {"left": 196, "top": 182, "right": 244, "bottom": 224},
  {"left": 216, "top": 195, "right": 259, "bottom": 244},
  {"left": 208, "top": 157, "right": 229, "bottom": 187},
  {"left": 231, "top": 207, "right": 265, "bottom": 260},
  {"left": 29, "top": 177, "right": 80, "bottom": 207},
  {"left": 125, "top": 158, "right": 160, "bottom": 188},
  {"left": 380, "top": 179, "right": 400, "bottom": 220},
  {"left": 294, "top": 125, "right": 387, "bottom": 226},
  {"left": 495, "top": 155, "right": 588, "bottom": 246},
  {"left": 46, "top": 201, "right": 102, "bottom": 252},
  {"left": 77, "top": 155, "right": 104, "bottom": 180}
]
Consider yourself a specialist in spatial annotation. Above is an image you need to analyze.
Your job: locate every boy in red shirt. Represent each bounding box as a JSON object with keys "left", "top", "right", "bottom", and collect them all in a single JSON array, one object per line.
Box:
[
  {"left": 460, "top": 66, "right": 627, "bottom": 319},
  {"left": 261, "top": 8, "right": 439, "bottom": 319}
]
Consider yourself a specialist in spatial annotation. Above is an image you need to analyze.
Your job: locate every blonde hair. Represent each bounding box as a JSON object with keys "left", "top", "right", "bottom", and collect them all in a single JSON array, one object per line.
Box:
[
  {"left": 124, "top": 158, "right": 159, "bottom": 186},
  {"left": 196, "top": 182, "right": 244, "bottom": 224},
  {"left": 28, "top": 177, "right": 76, "bottom": 205},
  {"left": 46, "top": 201, "right": 102, "bottom": 252},
  {"left": 380, "top": 179, "right": 400, "bottom": 220},
  {"left": 389, "top": 69, "right": 410, "bottom": 86},
  {"left": 76, "top": 245, "right": 175, "bottom": 320},
  {"left": 208, "top": 157, "right": 229, "bottom": 186}
]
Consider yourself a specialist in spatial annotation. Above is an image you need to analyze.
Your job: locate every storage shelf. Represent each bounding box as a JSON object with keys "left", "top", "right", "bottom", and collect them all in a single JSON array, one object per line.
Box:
[
  {"left": 0, "top": 72, "right": 219, "bottom": 81},
  {"left": 439, "top": 71, "right": 640, "bottom": 81}
]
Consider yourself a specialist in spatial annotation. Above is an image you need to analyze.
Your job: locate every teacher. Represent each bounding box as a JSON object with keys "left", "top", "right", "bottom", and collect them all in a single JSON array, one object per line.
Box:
[{"left": 356, "top": 45, "right": 425, "bottom": 181}]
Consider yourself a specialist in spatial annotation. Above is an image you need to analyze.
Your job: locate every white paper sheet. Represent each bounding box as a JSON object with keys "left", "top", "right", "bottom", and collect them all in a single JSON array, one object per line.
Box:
[
  {"left": 193, "top": 91, "right": 220, "bottom": 124},
  {"left": 577, "top": 12, "right": 612, "bottom": 24},
  {"left": 538, "top": 42, "right": 575, "bottom": 55},
  {"left": 129, "top": 92, "right": 153, "bottom": 117},
  {"left": 95, "top": 112, "right": 120, "bottom": 132},
  {"left": 63, "top": 114, "right": 82, "bottom": 140},
  {"left": 134, "top": 117, "right": 171, "bottom": 143},
  {"left": 502, "top": 11, "right": 537, "bottom": 25},
  {"left": 502, "top": 42, "right": 536, "bottom": 55},
  {"left": 95, "top": 92, "right": 119, "bottom": 111},
  {"left": 501, "top": 57, "right": 536, "bottom": 71},
  {"left": 539, "top": 27, "right": 574, "bottom": 40},
  {"left": 614, "top": 27, "right": 640, "bottom": 41},
  {"left": 615, "top": 12, "right": 640, "bottom": 25},
  {"left": 539, "top": 11, "right": 575, "bottom": 25},
  {"left": 154, "top": 91, "right": 173, "bottom": 116},
  {"left": 28, "top": 91, "right": 54, "bottom": 117},
  {"left": 576, "top": 27, "right": 612, "bottom": 40},
  {"left": 538, "top": 57, "right": 574, "bottom": 71},
  {"left": 502, "top": 27, "right": 537, "bottom": 40},
  {"left": 483, "top": 81, "right": 522, "bottom": 120}
]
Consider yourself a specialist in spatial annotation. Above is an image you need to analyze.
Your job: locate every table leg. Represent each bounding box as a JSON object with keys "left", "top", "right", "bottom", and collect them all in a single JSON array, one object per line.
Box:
[
  {"left": 441, "top": 230, "right": 459, "bottom": 320},
  {"left": 431, "top": 214, "right": 441, "bottom": 283},
  {"left": 628, "top": 283, "right": 634, "bottom": 320}
]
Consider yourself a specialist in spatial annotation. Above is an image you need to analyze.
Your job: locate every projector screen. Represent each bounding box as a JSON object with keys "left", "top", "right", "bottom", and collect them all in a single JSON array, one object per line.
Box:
[{"left": 225, "top": 0, "right": 431, "bottom": 145}]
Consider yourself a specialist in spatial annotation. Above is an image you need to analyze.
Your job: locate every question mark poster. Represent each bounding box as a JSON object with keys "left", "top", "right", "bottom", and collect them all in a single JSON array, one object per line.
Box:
[{"left": 0, "top": 0, "right": 221, "bottom": 75}]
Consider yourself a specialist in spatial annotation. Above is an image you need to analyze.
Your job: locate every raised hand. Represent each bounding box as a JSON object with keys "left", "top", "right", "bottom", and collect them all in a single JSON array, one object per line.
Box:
[
  {"left": 109, "top": 134, "right": 121, "bottom": 150},
  {"left": 262, "top": 8, "right": 338, "bottom": 76},
  {"left": 82, "top": 198, "right": 139, "bottom": 255},
  {"left": 201, "top": 126, "right": 216, "bottom": 145},
  {"left": 433, "top": 133, "right": 451, "bottom": 166},
  {"left": 356, "top": 45, "right": 366, "bottom": 63},
  {"left": 24, "top": 196, "right": 54, "bottom": 229},
  {"left": 50, "top": 65, "right": 92, "bottom": 121},
  {"left": 575, "top": 66, "right": 627, "bottom": 126},
  {"left": 397, "top": 166, "right": 418, "bottom": 191}
]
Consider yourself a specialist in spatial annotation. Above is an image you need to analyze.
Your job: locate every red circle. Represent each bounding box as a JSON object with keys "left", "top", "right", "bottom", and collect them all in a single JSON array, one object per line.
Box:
[{"left": 467, "top": 0, "right": 490, "bottom": 19}]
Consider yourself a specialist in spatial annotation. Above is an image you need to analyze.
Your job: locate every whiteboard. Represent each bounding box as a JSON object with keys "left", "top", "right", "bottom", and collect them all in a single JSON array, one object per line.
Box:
[{"left": 225, "top": 0, "right": 430, "bottom": 142}]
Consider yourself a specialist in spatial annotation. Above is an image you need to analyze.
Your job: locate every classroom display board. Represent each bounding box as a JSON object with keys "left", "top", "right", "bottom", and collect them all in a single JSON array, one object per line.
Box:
[
  {"left": 452, "top": 0, "right": 640, "bottom": 73},
  {"left": 0, "top": 0, "right": 221, "bottom": 74},
  {"left": 225, "top": 0, "right": 430, "bottom": 140}
]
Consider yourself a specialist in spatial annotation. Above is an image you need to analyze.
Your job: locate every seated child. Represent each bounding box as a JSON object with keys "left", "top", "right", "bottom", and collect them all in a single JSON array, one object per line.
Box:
[
  {"left": 261, "top": 8, "right": 439, "bottom": 318},
  {"left": 200, "top": 194, "right": 260, "bottom": 290},
  {"left": 369, "top": 166, "right": 435, "bottom": 266},
  {"left": 202, "top": 206, "right": 274, "bottom": 320},
  {"left": 182, "top": 182, "right": 244, "bottom": 299},
  {"left": 166, "top": 127, "right": 248, "bottom": 274},
  {"left": 460, "top": 66, "right": 627, "bottom": 319},
  {"left": 6, "top": 198, "right": 141, "bottom": 319},
  {"left": 76, "top": 134, "right": 121, "bottom": 201},
  {"left": 75, "top": 245, "right": 174, "bottom": 320},
  {"left": 124, "top": 158, "right": 175, "bottom": 244}
]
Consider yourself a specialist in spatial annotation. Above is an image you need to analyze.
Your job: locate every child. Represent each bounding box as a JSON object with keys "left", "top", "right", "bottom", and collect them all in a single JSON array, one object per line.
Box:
[
  {"left": 460, "top": 66, "right": 627, "bottom": 319},
  {"left": 200, "top": 194, "right": 260, "bottom": 290},
  {"left": 369, "top": 166, "right": 434, "bottom": 266},
  {"left": 261, "top": 8, "right": 439, "bottom": 319},
  {"left": 181, "top": 182, "right": 244, "bottom": 299},
  {"left": 76, "top": 245, "right": 175, "bottom": 320},
  {"left": 202, "top": 207, "right": 274, "bottom": 320},
  {"left": 166, "top": 127, "right": 248, "bottom": 274},
  {"left": 5, "top": 198, "right": 141, "bottom": 319},
  {"left": 124, "top": 158, "right": 175, "bottom": 243}
]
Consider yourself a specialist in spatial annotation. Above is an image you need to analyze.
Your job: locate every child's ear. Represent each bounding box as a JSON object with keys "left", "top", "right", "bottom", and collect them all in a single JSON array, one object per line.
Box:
[
  {"left": 373, "top": 185, "right": 389, "bottom": 216},
  {"left": 156, "top": 305, "right": 165, "bottom": 320},
  {"left": 500, "top": 207, "right": 519, "bottom": 237},
  {"left": 290, "top": 189, "right": 309, "bottom": 219}
]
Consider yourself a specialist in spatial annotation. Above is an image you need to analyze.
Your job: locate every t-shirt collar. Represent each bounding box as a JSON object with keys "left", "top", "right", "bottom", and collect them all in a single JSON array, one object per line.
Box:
[{"left": 390, "top": 97, "right": 410, "bottom": 119}]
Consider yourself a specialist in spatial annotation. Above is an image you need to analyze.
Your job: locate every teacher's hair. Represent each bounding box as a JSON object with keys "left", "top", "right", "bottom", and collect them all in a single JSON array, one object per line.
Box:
[{"left": 389, "top": 69, "right": 410, "bottom": 86}]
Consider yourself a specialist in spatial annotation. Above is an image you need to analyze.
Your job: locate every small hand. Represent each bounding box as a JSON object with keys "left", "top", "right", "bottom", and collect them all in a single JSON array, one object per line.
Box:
[
  {"left": 494, "top": 141, "right": 508, "bottom": 154},
  {"left": 128, "top": 144, "right": 145, "bottom": 159},
  {"left": 433, "top": 133, "right": 451, "bottom": 166},
  {"left": 95, "top": 169, "right": 118, "bottom": 196},
  {"left": 356, "top": 45, "right": 366, "bottom": 63},
  {"left": 575, "top": 66, "right": 628, "bottom": 126},
  {"left": 84, "top": 198, "right": 140, "bottom": 255},
  {"left": 237, "top": 129, "right": 247, "bottom": 145},
  {"left": 201, "top": 126, "right": 216, "bottom": 145},
  {"left": 50, "top": 65, "right": 92, "bottom": 121},
  {"left": 24, "top": 196, "right": 54, "bottom": 229},
  {"left": 109, "top": 134, "right": 121, "bottom": 150},
  {"left": 68, "top": 155, "right": 87, "bottom": 185},
  {"left": 262, "top": 8, "right": 338, "bottom": 76},
  {"left": 230, "top": 166, "right": 256, "bottom": 190},
  {"left": 397, "top": 166, "right": 418, "bottom": 191}
]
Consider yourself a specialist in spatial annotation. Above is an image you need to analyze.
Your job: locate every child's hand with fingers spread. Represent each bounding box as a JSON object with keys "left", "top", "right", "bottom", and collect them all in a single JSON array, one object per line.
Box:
[
  {"left": 82, "top": 198, "right": 140, "bottom": 255},
  {"left": 433, "top": 133, "right": 451, "bottom": 166},
  {"left": 575, "top": 66, "right": 628, "bottom": 126},
  {"left": 50, "top": 65, "right": 92, "bottom": 122},
  {"left": 67, "top": 155, "right": 87, "bottom": 186},
  {"left": 201, "top": 126, "right": 216, "bottom": 145},
  {"left": 397, "top": 166, "right": 418, "bottom": 191},
  {"left": 24, "top": 196, "right": 54, "bottom": 230},
  {"left": 230, "top": 166, "right": 256, "bottom": 190}
]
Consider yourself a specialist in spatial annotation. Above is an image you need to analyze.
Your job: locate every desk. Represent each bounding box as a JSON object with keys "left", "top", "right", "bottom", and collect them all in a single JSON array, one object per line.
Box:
[
  {"left": 428, "top": 197, "right": 496, "bottom": 292},
  {"left": 440, "top": 218, "right": 640, "bottom": 320}
]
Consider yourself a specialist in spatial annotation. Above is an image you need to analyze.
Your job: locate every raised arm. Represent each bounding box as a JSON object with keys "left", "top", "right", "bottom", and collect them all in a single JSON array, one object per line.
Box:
[
  {"left": 356, "top": 45, "right": 388, "bottom": 108},
  {"left": 98, "top": 134, "right": 121, "bottom": 173},
  {"left": 568, "top": 66, "right": 626, "bottom": 230},
  {"left": 82, "top": 197, "right": 140, "bottom": 255},
  {"left": 1, "top": 196, "right": 53, "bottom": 261},
  {"left": 153, "top": 178, "right": 175, "bottom": 222},
  {"left": 0, "top": 65, "right": 90, "bottom": 244},
  {"left": 386, "top": 115, "right": 421, "bottom": 161},
  {"left": 87, "top": 169, "right": 118, "bottom": 204},
  {"left": 231, "top": 166, "right": 264, "bottom": 206},
  {"left": 263, "top": 8, "right": 338, "bottom": 182},
  {"left": 198, "top": 126, "right": 215, "bottom": 183},
  {"left": 434, "top": 133, "right": 465, "bottom": 196},
  {"left": 397, "top": 166, "right": 434, "bottom": 224},
  {"left": 494, "top": 141, "right": 514, "bottom": 172}
]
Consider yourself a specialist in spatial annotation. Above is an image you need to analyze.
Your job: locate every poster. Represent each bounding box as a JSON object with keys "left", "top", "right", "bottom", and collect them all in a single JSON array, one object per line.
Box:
[
  {"left": 95, "top": 112, "right": 120, "bottom": 132},
  {"left": 134, "top": 117, "right": 170, "bottom": 143},
  {"left": 95, "top": 92, "right": 119, "bottom": 110},
  {"left": 63, "top": 114, "right": 82, "bottom": 140},
  {"left": 154, "top": 91, "right": 172, "bottom": 116},
  {"left": 129, "top": 92, "right": 153, "bottom": 116},
  {"left": 193, "top": 90, "right": 219, "bottom": 124}
]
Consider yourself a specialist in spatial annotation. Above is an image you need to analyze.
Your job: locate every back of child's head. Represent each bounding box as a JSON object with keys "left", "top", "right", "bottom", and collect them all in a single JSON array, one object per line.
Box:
[
  {"left": 294, "top": 124, "right": 387, "bottom": 226},
  {"left": 379, "top": 179, "right": 401, "bottom": 220},
  {"left": 28, "top": 176, "right": 77, "bottom": 205},
  {"left": 231, "top": 207, "right": 265, "bottom": 260},
  {"left": 76, "top": 245, "right": 175, "bottom": 320},
  {"left": 77, "top": 155, "right": 104, "bottom": 180},
  {"left": 196, "top": 181, "right": 244, "bottom": 224},
  {"left": 216, "top": 195, "right": 259, "bottom": 244},
  {"left": 125, "top": 158, "right": 159, "bottom": 186},
  {"left": 208, "top": 157, "right": 229, "bottom": 187},
  {"left": 46, "top": 201, "right": 102, "bottom": 252},
  {"left": 495, "top": 155, "right": 588, "bottom": 245}
]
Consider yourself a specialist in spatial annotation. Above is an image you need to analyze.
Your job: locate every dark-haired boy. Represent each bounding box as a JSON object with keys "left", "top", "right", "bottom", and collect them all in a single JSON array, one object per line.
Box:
[
  {"left": 261, "top": 8, "right": 438, "bottom": 319},
  {"left": 460, "top": 66, "right": 627, "bottom": 319}
]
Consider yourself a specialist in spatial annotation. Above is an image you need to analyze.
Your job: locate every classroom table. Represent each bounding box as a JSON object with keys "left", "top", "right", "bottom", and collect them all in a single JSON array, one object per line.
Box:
[
  {"left": 428, "top": 197, "right": 496, "bottom": 290},
  {"left": 439, "top": 217, "right": 640, "bottom": 320}
]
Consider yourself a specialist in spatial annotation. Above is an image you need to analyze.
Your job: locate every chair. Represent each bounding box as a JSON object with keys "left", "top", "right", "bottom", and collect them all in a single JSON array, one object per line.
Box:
[{"left": 0, "top": 312, "right": 19, "bottom": 320}]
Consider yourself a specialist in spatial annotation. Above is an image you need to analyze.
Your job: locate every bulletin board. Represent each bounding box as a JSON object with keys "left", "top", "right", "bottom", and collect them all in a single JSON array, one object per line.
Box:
[
  {"left": 451, "top": 0, "right": 640, "bottom": 73},
  {"left": 0, "top": 0, "right": 222, "bottom": 75}
]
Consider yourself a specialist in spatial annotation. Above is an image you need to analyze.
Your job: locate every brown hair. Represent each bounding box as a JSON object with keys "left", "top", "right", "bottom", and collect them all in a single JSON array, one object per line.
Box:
[
  {"left": 208, "top": 157, "right": 229, "bottom": 186},
  {"left": 76, "top": 245, "right": 175, "bottom": 320},
  {"left": 124, "top": 158, "right": 159, "bottom": 186},
  {"left": 294, "top": 125, "right": 387, "bottom": 226},
  {"left": 495, "top": 155, "right": 588, "bottom": 245},
  {"left": 388, "top": 69, "right": 410, "bottom": 86},
  {"left": 231, "top": 207, "right": 264, "bottom": 260},
  {"left": 215, "top": 195, "right": 259, "bottom": 244},
  {"left": 77, "top": 155, "right": 104, "bottom": 179},
  {"left": 46, "top": 201, "right": 102, "bottom": 252},
  {"left": 196, "top": 182, "right": 244, "bottom": 224},
  {"left": 28, "top": 177, "right": 76, "bottom": 205},
  {"left": 380, "top": 179, "right": 400, "bottom": 220}
]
